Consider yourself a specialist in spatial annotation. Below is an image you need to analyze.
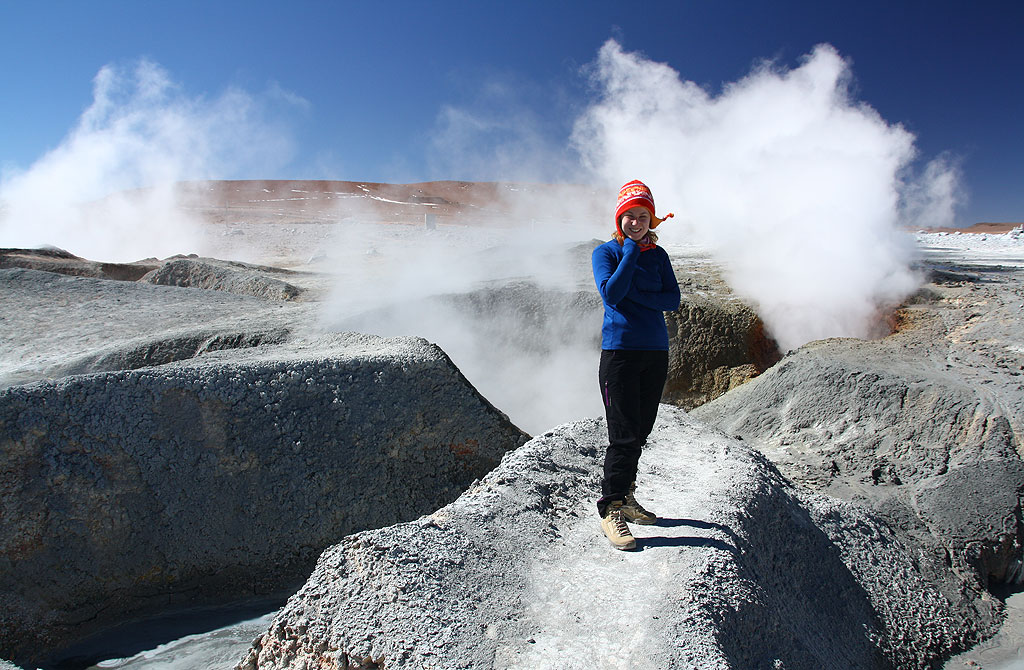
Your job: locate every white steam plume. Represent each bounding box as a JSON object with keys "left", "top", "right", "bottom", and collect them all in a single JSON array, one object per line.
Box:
[
  {"left": 0, "top": 60, "right": 295, "bottom": 262},
  {"left": 318, "top": 192, "right": 605, "bottom": 436},
  {"left": 574, "top": 40, "right": 959, "bottom": 351},
  {"left": 900, "top": 153, "right": 965, "bottom": 230}
]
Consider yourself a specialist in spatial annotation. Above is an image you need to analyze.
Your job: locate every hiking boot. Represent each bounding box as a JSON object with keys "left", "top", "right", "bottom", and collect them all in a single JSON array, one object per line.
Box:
[
  {"left": 621, "top": 491, "right": 657, "bottom": 525},
  {"left": 601, "top": 501, "right": 636, "bottom": 550}
]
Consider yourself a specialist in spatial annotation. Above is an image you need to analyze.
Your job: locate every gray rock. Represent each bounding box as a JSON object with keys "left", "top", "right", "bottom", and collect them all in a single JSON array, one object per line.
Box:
[
  {"left": 691, "top": 262, "right": 1024, "bottom": 637},
  {"left": 237, "top": 406, "right": 972, "bottom": 670},
  {"left": 0, "top": 246, "right": 161, "bottom": 281},
  {"left": 0, "top": 268, "right": 316, "bottom": 387},
  {"left": 140, "top": 256, "right": 307, "bottom": 301},
  {"left": 0, "top": 333, "right": 528, "bottom": 666},
  {"left": 55, "top": 326, "right": 292, "bottom": 377}
]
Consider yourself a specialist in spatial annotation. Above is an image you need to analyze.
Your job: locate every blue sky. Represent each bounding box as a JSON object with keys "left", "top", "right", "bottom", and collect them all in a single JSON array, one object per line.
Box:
[{"left": 1, "top": 0, "right": 1021, "bottom": 224}]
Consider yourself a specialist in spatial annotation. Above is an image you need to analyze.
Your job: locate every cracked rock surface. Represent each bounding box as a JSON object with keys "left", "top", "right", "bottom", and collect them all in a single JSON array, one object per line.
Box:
[{"left": 238, "top": 406, "right": 972, "bottom": 670}]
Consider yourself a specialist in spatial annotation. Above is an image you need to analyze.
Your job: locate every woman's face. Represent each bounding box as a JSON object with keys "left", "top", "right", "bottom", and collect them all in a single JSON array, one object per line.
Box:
[{"left": 619, "top": 206, "right": 651, "bottom": 241}]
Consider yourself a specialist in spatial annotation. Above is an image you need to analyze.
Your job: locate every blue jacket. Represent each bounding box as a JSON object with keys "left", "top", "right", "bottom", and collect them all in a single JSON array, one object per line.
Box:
[{"left": 592, "top": 237, "right": 681, "bottom": 351}]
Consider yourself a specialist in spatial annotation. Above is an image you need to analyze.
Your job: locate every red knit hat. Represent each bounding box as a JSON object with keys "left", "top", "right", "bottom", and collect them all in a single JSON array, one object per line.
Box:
[{"left": 614, "top": 179, "right": 673, "bottom": 231}]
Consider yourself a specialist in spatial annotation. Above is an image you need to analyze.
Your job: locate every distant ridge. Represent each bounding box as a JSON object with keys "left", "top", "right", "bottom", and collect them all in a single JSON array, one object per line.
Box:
[
  {"left": 172, "top": 179, "right": 608, "bottom": 226},
  {"left": 921, "top": 222, "right": 1022, "bottom": 234}
]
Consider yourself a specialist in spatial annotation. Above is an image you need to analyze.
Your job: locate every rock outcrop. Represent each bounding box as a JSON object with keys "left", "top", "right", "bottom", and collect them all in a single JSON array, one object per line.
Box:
[
  {"left": 0, "top": 267, "right": 315, "bottom": 387},
  {"left": 237, "top": 406, "right": 974, "bottom": 670},
  {"left": 664, "top": 256, "right": 781, "bottom": 409},
  {"left": 140, "top": 256, "right": 307, "bottom": 301},
  {"left": 0, "top": 247, "right": 160, "bottom": 281},
  {"left": 665, "top": 296, "right": 779, "bottom": 409},
  {"left": 692, "top": 261, "right": 1024, "bottom": 637},
  {"left": 0, "top": 248, "right": 311, "bottom": 301},
  {"left": 0, "top": 334, "right": 528, "bottom": 667}
]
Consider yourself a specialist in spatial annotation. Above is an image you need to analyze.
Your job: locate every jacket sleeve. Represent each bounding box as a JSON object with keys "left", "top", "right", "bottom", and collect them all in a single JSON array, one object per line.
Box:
[
  {"left": 592, "top": 239, "right": 640, "bottom": 306},
  {"left": 624, "top": 252, "right": 681, "bottom": 312}
]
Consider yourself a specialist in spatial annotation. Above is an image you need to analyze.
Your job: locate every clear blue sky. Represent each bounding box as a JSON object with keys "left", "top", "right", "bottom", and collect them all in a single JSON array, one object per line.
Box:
[{"left": 2, "top": 0, "right": 1021, "bottom": 224}]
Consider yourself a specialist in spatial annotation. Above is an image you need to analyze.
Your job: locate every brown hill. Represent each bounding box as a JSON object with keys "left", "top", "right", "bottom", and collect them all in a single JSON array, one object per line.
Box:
[
  {"left": 174, "top": 180, "right": 608, "bottom": 227},
  {"left": 922, "top": 222, "right": 1022, "bottom": 234}
]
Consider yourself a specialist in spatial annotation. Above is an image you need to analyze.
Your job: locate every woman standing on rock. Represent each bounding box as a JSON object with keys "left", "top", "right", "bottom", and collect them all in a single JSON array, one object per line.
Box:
[{"left": 592, "top": 179, "right": 680, "bottom": 550}]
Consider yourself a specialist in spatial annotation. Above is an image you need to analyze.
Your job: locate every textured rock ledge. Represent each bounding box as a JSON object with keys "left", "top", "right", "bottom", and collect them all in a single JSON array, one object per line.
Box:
[
  {"left": 238, "top": 406, "right": 974, "bottom": 670},
  {"left": 0, "top": 248, "right": 309, "bottom": 300},
  {"left": 0, "top": 333, "right": 528, "bottom": 667},
  {"left": 692, "top": 265, "right": 1024, "bottom": 637},
  {"left": 140, "top": 256, "right": 307, "bottom": 301},
  {"left": 0, "top": 267, "right": 318, "bottom": 387}
]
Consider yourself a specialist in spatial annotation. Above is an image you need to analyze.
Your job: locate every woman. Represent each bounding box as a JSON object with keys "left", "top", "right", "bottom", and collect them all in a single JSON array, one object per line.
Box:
[{"left": 591, "top": 179, "right": 680, "bottom": 550}]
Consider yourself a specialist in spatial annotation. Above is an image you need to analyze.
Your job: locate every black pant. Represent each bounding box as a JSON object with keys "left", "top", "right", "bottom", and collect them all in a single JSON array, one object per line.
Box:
[{"left": 597, "top": 349, "right": 668, "bottom": 517}]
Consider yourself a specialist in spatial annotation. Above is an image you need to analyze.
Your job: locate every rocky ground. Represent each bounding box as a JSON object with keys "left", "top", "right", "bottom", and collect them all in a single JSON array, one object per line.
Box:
[
  {"left": 1, "top": 182, "right": 1022, "bottom": 669},
  {"left": 1, "top": 330, "right": 529, "bottom": 666},
  {"left": 238, "top": 406, "right": 977, "bottom": 670}
]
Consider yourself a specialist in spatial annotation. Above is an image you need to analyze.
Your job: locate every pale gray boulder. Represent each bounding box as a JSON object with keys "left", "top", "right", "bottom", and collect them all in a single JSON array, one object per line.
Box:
[
  {"left": 140, "top": 256, "right": 308, "bottom": 301},
  {"left": 0, "top": 333, "right": 527, "bottom": 667},
  {"left": 238, "top": 406, "right": 974, "bottom": 670},
  {"left": 0, "top": 246, "right": 161, "bottom": 281},
  {"left": 0, "top": 267, "right": 315, "bottom": 387},
  {"left": 0, "top": 248, "right": 312, "bottom": 301},
  {"left": 691, "top": 264, "right": 1024, "bottom": 636}
]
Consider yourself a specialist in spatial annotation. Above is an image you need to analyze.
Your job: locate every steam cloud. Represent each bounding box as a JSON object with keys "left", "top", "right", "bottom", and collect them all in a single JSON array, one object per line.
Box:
[
  {"left": 0, "top": 43, "right": 966, "bottom": 432},
  {"left": 0, "top": 60, "right": 295, "bottom": 262},
  {"left": 325, "top": 40, "right": 966, "bottom": 432},
  {"left": 319, "top": 202, "right": 605, "bottom": 436},
  {"left": 573, "top": 40, "right": 959, "bottom": 351}
]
